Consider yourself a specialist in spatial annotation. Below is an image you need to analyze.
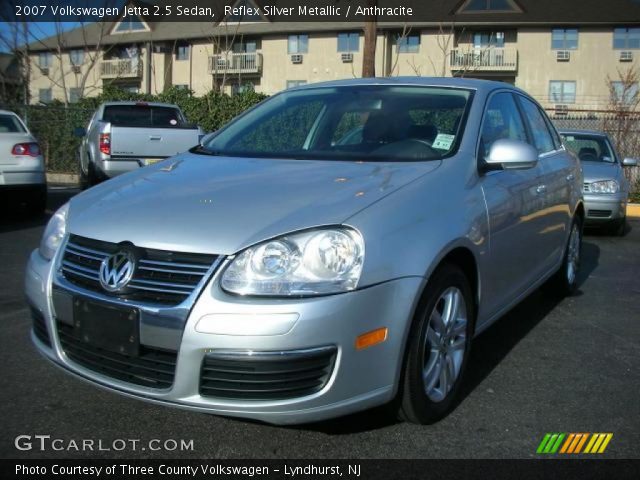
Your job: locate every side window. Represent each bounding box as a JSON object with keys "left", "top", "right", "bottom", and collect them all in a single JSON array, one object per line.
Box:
[
  {"left": 518, "top": 96, "right": 556, "bottom": 154},
  {"left": 480, "top": 92, "right": 528, "bottom": 160}
]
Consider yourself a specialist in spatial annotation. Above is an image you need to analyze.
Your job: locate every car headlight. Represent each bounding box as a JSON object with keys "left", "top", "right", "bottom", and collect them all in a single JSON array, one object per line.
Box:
[
  {"left": 221, "top": 228, "right": 365, "bottom": 296},
  {"left": 587, "top": 180, "right": 619, "bottom": 194},
  {"left": 39, "top": 203, "right": 69, "bottom": 260}
]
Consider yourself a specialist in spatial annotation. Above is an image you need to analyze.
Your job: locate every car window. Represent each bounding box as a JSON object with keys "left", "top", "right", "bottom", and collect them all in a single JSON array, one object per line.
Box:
[
  {"left": 518, "top": 96, "right": 556, "bottom": 154},
  {"left": 102, "top": 105, "right": 185, "bottom": 127},
  {"left": 0, "top": 114, "right": 26, "bottom": 133},
  {"left": 480, "top": 92, "right": 527, "bottom": 160},
  {"left": 561, "top": 134, "right": 616, "bottom": 163},
  {"left": 202, "top": 86, "right": 472, "bottom": 162}
]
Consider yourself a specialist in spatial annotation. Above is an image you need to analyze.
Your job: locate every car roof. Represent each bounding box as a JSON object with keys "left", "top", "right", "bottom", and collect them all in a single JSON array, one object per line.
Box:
[
  {"left": 0, "top": 109, "right": 19, "bottom": 116},
  {"left": 290, "top": 76, "right": 523, "bottom": 94},
  {"left": 558, "top": 129, "right": 609, "bottom": 137}
]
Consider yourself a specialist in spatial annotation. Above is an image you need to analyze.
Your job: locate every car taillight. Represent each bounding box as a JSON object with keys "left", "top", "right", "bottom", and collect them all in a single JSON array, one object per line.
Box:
[
  {"left": 99, "top": 133, "right": 110, "bottom": 155},
  {"left": 11, "top": 142, "right": 41, "bottom": 157}
]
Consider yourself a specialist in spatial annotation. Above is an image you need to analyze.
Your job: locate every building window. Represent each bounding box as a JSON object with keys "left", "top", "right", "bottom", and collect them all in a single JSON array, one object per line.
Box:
[
  {"left": 288, "top": 35, "right": 309, "bottom": 54},
  {"left": 232, "top": 41, "right": 257, "bottom": 53},
  {"left": 231, "top": 83, "right": 255, "bottom": 95},
  {"left": 397, "top": 35, "right": 420, "bottom": 53},
  {"left": 175, "top": 84, "right": 189, "bottom": 90},
  {"left": 69, "top": 49, "right": 84, "bottom": 65},
  {"left": 176, "top": 44, "right": 189, "bottom": 61},
  {"left": 286, "top": 80, "right": 307, "bottom": 89},
  {"left": 473, "top": 31, "right": 505, "bottom": 48},
  {"left": 69, "top": 87, "right": 82, "bottom": 103},
  {"left": 614, "top": 27, "right": 640, "bottom": 49},
  {"left": 549, "top": 81, "right": 576, "bottom": 104},
  {"left": 114, "top": 14, "right": 147, "bottom": 32},
  {"left": 338, "top": 32, "right": 359, "bottom": 52},
  {"left": 38, "top": 52, "right": 52, "bottom": 69},
  {"left": 39, "top": 88, "right": 52, "bottom": 104},
  {"left": 611, "top": 81, "right": 639, "bottom": 105},
  {"left": 552, "top": 29, "right": 578, "bottom": 50},
  {"left": 458, "top": 0, "right": 521, "bottom": 13}
]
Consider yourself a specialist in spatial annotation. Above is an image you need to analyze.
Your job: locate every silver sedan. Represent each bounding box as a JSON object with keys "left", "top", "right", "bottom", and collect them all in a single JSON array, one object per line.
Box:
[
  {"left": 560, "top": 129, "right": 637, "bottom": 236},
  {"left": 26, "top": 78, "right": 583, "bottom": 425}
]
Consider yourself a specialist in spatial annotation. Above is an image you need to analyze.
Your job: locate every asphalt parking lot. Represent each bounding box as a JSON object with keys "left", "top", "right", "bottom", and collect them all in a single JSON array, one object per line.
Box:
[{"left": 1, "top": 187, "right": 638, "bottom": 459}]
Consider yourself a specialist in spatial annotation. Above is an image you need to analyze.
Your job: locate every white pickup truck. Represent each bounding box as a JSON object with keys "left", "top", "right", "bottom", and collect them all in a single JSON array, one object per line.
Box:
[{"left": 75, "top": 101, "right": 203, "bottom": 188}]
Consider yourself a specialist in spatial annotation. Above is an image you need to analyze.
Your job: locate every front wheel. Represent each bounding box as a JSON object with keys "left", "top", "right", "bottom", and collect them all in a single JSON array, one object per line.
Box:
[{"left": 397, "top": 263, "right": 475, "bottom": 424}]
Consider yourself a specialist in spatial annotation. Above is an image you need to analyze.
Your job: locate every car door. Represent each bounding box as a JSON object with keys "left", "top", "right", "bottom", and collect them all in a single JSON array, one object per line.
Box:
[
  {"left": 516, "top": 95, "right": 575, "bottom": 269},
  {"left": 478, "top": 91, "right": 550, "bottom": 319}
]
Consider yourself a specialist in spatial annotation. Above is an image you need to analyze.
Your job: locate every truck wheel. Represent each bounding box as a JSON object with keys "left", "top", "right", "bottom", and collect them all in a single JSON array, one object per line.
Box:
[
  {"left": 79, "top": 156, "right": 100, "bottom": 190},
  {"left": 397, "top": 263, "right": 475, "bottom": 424}
]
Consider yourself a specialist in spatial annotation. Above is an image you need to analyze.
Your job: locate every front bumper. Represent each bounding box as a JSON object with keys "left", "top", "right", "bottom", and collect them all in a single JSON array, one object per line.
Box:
[
  {"left": 25, "top": 248, "right": 421, "bottom": 425},
  {"left": 583, "top": 193, "right": 627, "bottom": 224}
]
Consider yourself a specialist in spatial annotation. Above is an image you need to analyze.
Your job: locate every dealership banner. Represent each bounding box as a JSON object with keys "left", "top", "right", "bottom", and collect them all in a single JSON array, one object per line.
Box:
[
  {"left": 1, "top": 0, "right": 639, "bottom": 24},
  {"left": 3, "top": 459, "right": 640, "bottom": 480}
]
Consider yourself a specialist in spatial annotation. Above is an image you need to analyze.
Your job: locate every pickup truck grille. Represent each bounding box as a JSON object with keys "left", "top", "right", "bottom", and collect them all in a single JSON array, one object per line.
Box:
[{"left": 61, "top": 235, "right": 219, "bottom": 306}]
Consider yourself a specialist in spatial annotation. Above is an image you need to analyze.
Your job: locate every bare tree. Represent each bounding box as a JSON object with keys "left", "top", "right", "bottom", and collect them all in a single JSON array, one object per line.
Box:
[{"left": 362, "top": 0, "right": 378, "bottom": 77}]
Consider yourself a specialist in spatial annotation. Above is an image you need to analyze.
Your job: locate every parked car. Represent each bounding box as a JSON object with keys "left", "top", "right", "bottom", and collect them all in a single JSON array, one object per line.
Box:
[
  {"left": 27, "top": 78, "right": 583, "bottom": 425},
  {"left": 74, "top": 101, "right": 203, "bottom": 188},
  {"left": 560, "top": 129, "right": 637, "bottom": 235},
  {"left": 0, "top": 109, "right": 46, "bottom": 215}
]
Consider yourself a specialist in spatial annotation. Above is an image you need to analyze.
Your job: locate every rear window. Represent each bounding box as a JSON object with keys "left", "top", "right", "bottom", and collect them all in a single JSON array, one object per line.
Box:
[
  {"left": 0, "top": 114, "right": 26, "bottom": 133},
  {"left": 102, "top": 105, "right": 185, "bottom": 127}
]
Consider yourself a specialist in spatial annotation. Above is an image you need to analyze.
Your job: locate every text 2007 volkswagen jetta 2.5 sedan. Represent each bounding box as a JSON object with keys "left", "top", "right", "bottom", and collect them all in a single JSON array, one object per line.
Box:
[{"left": 26, "top": 78, "right": 584, "bottom": 425}]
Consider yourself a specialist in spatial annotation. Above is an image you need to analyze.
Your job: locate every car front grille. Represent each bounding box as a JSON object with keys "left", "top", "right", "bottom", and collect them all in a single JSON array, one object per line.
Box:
[
  {"left": 57, "top": 323, "right": 177, "bottom": 389},
  {"left": 31, "top": 307, "right": 51, "bottom": 347},
  {"left": 587, "top": 209, "right": 612, "bottom": 218},
  {"left": 61, "top": 235, "right": 219, "bottom": 306},
  {"left": 199, "top": 347, "right": 337, "bottom": 401}
]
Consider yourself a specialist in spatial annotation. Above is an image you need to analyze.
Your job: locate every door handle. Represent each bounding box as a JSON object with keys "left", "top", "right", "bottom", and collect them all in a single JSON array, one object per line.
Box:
[
  {"left": 566, "top": 173, "right": 575, "bottom": 181},
  {"left": 535, "top": 185, "right": 547, "bottom": 195},
  {"left": 149, "top": 135, "right": 162, "bottom": 141}
]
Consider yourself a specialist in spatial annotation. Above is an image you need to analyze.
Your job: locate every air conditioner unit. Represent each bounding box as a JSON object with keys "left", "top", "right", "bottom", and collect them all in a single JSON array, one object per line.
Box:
[
  {"left": 71, "top": 65, "right": 81, "bottom": 73},
  {"left": 216, "top": 58, "right": 228, "bottom": 69},
  {"left": 290, "top": 54, "right": 303, "bottom": 64},
  {"left": 341, "top": 53, "right": 353, "bottom": 63},
  {"left": 40, "top": 67, "right": 49, "bottom": 76},
  {"left": 555, "top": 104, "right": 569, "bottom": 116},
  {"left": 556, "top": 50, "right": 570, "bottom": 62},
  {"left": 620, "top": 51, "right": 633, "bottom": 62}
]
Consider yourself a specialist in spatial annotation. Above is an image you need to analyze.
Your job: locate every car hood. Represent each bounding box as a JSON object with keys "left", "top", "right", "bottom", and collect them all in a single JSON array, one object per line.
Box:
[
  {"left": 581, "top": 161, "right": 620, "bottom": 183},
  {"left": 68, "top": 154, "right": 441, "bottom": 255}
]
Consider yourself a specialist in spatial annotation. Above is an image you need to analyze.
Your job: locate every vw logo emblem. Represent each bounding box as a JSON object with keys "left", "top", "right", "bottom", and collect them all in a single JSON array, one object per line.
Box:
[{"left": 99, "top": 251, "right": 136, "bottom": 292}]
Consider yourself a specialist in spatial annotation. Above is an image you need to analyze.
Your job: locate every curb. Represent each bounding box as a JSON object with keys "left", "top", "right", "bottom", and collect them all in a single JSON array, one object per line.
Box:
[
  {"left": 46, "top": 173, "right": 79, "bottom": 185},
  {"left": 628, "top": 203, "right": 640, "bottom": 218}
]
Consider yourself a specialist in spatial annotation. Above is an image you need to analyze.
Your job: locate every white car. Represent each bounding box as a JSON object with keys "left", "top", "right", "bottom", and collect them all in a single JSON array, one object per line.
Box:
[{"left": 0, "top": 110, "right": 46, "bottom": 214}]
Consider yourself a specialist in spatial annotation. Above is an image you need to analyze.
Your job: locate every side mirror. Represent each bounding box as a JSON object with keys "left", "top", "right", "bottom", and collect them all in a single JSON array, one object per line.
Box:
[
  {"left": 73, "top": 127, "right": 86, "bottom": 137},
  {"left": 485, "top": 139, "right": 539, "bottom": 170},
  {"left": 622, "top": 157, "right": 638, "bottom": 167}
]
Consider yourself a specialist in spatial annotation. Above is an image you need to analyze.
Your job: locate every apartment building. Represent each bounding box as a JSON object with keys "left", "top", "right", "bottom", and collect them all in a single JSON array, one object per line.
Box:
[{"left": 27, "top": 0, "right": 640, "bottom": 111}]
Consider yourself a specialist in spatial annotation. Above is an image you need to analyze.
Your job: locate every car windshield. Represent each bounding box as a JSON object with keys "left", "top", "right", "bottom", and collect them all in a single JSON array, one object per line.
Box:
[
  {"left": 0, "top": 114, "right": 26, "bottom": 133},
  {"left": 561, "top": 134, "right": 616, "bottom": 163},
  {"left": 103, "top": 105, "right": 185, "bottom": 127},
  {"left": 198, "top": 85, "right": 472, "bottom": 161}
]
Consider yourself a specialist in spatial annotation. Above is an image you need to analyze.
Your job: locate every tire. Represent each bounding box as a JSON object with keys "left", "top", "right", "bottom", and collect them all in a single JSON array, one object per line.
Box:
[
  {"left": 26, "top": 185, "right": 47, "bottom": 217},
  {"left": 397, "top": 263, "right": 475, "bottom": 424},
  {"left": 608, "top": 216, "right": 626, "bottom": 237},
  {"left": 545, "top": 216, "right": 582, "bottom": 297},
  {"left": 79, "top": 155, "right": 100, "bottom": 190}
]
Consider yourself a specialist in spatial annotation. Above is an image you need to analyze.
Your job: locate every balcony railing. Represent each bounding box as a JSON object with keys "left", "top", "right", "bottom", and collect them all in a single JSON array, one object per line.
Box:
[
  {"left": 100, "top": 59, "right": 142, "bottom": 79},
  {"left": 208, "top": 53, "right": 263, "bottom": 75},
  {"left": 449, "top": 48, "right": 518, "bottom": 72}
]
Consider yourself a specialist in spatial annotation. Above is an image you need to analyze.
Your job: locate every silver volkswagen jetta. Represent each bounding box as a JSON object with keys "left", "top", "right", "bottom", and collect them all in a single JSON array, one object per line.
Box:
[{"left": 26, "top": 78, "right": 583, "bottom": 425}]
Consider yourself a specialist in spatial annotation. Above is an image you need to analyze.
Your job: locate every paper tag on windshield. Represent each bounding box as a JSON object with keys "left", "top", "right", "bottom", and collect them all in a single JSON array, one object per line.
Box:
[{"left": 432, "top": 134, "right": 455, "bottom": 150}]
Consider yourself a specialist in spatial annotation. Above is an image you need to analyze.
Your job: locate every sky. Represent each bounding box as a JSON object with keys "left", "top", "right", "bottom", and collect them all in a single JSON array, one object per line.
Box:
[{"left": 0, "top": 22, "right": 81, "bottom": 52}]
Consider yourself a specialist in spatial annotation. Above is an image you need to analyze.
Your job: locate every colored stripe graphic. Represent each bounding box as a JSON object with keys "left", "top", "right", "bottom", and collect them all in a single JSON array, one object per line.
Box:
[{"left": 537, "top": 433, "right": 613, "bottom": 454}]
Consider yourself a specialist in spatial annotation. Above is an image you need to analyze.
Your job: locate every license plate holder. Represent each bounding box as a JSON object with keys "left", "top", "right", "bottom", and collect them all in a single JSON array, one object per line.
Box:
[{"left": 73, "top": 299, "right": 139, "bottom": 356}]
